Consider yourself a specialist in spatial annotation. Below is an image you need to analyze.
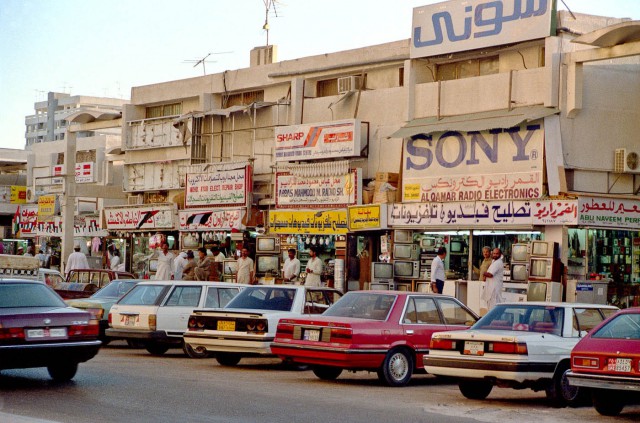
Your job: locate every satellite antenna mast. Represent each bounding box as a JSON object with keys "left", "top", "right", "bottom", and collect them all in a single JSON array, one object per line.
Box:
[{"left": 262, "top": 0, "right": 279, "bottom": 46}]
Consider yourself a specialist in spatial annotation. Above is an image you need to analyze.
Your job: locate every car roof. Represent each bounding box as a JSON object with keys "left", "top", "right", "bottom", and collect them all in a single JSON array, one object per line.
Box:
[{"left": 133, "top": 280, "right": 248, "bottom": 288}]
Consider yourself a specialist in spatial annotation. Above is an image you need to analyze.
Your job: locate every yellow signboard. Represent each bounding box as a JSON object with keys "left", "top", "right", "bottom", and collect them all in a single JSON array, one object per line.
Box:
[
  {"left": 348, "top": 205, "right": 383, "bottom": 230},
  {"left": 10, "top": 186, "right": 27, "bottom": 204},
  {"left": 269, "top": 210, "right": 348, "bottom": 234},
  {"left": 38, "top": 195, "right": 57, "bottom": 217}
]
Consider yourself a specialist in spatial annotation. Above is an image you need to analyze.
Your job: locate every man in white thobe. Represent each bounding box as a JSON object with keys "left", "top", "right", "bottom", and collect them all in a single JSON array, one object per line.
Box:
[
  {"left": 482, "top": 248, "right": 505, "bottom": 311},
  {"left": 155, "top": 243, "right": 175, "bottom": 280},
  {"left": 66, "top": 245, "right": 89, "bottom": 278}
]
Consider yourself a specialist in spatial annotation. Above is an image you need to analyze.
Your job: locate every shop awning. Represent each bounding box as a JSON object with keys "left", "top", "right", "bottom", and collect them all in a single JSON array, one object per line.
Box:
[{"left": 391, "top": 106, "right": 559, "bottom": 138}]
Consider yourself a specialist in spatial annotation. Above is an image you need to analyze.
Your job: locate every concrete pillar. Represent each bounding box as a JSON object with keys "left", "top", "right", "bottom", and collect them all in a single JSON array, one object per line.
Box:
[{"left": 61, "top": 132, "right": 77, "bottom": 276}]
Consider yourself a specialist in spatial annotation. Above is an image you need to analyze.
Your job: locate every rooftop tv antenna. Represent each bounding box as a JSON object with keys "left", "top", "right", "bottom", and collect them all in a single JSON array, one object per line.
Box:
[
  {"left": 262, "top": 0, "right": 280, "bottom": 46},
  {"left": 182, "top": 51, "right": 233, "bottom": 75}
]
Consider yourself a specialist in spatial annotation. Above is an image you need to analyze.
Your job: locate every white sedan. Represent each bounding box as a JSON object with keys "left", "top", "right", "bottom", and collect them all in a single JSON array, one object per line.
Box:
[
  {"left": 183, "top": 285, "right": 342, "bottom": 366},
  {"left": 423, "top": 302, "right": 618, "bottom": 407}
]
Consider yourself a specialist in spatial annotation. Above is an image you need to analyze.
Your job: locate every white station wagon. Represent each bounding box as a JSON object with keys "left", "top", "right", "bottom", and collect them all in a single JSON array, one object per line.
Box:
[
  {"left": 423, "top": 302, "right": 618, "bottom": 407},
  {"left": 107, "top": 281, "right": 245, "bottom": 357}
]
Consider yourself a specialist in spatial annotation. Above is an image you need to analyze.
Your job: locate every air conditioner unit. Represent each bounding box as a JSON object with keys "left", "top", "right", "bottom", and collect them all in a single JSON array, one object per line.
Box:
[
  {"left": 614, "top": 148, "right": 640, "bottom": 173},
  {"left": 337, "top": 76, "right": 363, "bottom": 94},
  {"left": 127, "top": 194, "right": 143, "bottom": 205}
]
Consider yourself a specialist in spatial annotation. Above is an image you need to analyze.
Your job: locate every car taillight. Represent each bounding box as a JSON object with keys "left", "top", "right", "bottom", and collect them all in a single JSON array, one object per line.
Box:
[
  {"left": 87, "top": 308, "right": 104, "bottom": 319},
  {"left": 246, "top": 319, "right": 268, "bottom": 334},
  {"left": 430, "top": 338, "right": 457, "bottom": 350},
  {"left": 69, "top": 321, "right": 99, "bottom": 338},
  {"left": 276, "top": 322, "right": 294, "bottom": 339},
  {"left": 329, "top": 326, "right": 352, "bottom": 343},
  {"left": 487, "top": 342, "right": 528, "bottom": 354},
  {"left": 573, "top": 356, "right": 600, "bottom": 369},
  {"left": 148, "top": 314, "right": 156, "bottom": 331},
  {"left": 0, "top": 327, "right": 25, "bottom": 340},
  {"left": 108, "top": 313, "right": 112, "bottom": 325}
]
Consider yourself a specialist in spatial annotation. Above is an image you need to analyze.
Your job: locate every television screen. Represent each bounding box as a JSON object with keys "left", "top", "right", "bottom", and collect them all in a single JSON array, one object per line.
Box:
[
  {"left": 511, "top": 263, "right": 529, "bottom": 282},
  {"left": 223, "top": 259, "right": 238, "bottom": 275},
  {"left": 393, "top": 230, "right": 413, "bottom": 244},
  {"left": 257, "top": 237, "right": 278, "bottom": 253},
  {"left": 393, "top": 260, "right": 418, "bottom": 278},
  {"left": 511, "top": 244, "right": 529, "bottom": 262},
  {"left": 420, "top": 237, "right": 436, "bottom": 249},
  {"left": 450, "top": 241, "right": 463, "bottom": 253},
  {"left": 371, "top": 262, "right": 393, "bottom": 280},
  {"left": 257, "top": 255, "right": 280, "bottom": 275},
  {"left": 529, "top": 258, "right": 551, "bottom": 278},
  {"left": 527, "top": 282, "right": 547, "bottom": 301},
  {"left": 531, "top": 241, "right": 557, "bottom": 258},
  {"left": 393, "top": 244, "right": 417, "bottom": 260}
]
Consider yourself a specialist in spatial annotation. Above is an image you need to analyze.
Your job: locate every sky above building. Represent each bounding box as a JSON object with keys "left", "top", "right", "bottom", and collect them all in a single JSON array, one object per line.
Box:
[{"left": 1, "top": 0, "right": 638, "bottom": 150}]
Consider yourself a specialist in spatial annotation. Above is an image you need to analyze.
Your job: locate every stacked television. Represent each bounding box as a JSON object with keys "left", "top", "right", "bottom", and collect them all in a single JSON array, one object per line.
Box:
[
  {"left": 255, "top": 236, "right": 281, "bottom": 284},
  {"left": 392, "top": 229, "right": 421, "bottom": 289},
  {"left": 526, "top": 241, "right": 563, "bottom": 302}
]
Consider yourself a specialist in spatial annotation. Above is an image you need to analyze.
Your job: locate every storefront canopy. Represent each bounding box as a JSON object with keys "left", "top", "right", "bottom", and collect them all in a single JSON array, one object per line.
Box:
[{"left": 391, "top": 106, "right": 559, "bottom": 139}]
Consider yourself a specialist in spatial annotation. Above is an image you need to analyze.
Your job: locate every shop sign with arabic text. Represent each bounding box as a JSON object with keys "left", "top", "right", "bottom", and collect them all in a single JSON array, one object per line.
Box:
[
  {"left": 531, "top": 200, "right": 578, "bottom": 225},
  {"left": 104, "top": 204, "right": 175, "bottom": 230},
  {"left": 276, "top": 169, "right": 360, "bottom": 208},
  {"left": 17, "top": 204, "right": 38, "bottom": 237},
  {"left": 32, "top": 215, "right": 107, "bottom": 237},
  {"left": 185, "top": 167, "right": 250, "bottom": 208},
  {"left": 578, "top": 197, "right": 640, "bottom": 229},
  {"left": 403, "top": 124, "right": 544, "bottom": 203},
  {"left": 269, "top": 210, "right": 348, "bottom": 234},
  {"left": 179, "top": 209, "right": 246, "bottom": 231},
  {"left": 348, "top": 205, "right": 387, "bottom": 231}
]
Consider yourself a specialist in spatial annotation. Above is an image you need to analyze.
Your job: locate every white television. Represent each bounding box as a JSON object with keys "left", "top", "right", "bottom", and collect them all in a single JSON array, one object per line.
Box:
[
  {"left": 510, "top": 262, "right": 529, "bottom": 282},
  {"left": 393, "top": 229, "right": 413, "bottom": 244},
  {"left": 255, "top": 236, "right": 281, "bottom": 254},
  {"left": 511, "top": 243, "right": 530, "bottom": 262},
  {"left": 371, "top": 262, "right": 394, "bottom": 281},
  {"left": 527, "top": 281, "right": 563, "bottom": 302},
  {"left": 530, "top": 241, "right": 558, "bottom": 258},
  {"left": 393, "top": 260, "right": 420, "bottom": 279},
  {"left": 393, "top": 243, "right": 419, "bottom": 260}
]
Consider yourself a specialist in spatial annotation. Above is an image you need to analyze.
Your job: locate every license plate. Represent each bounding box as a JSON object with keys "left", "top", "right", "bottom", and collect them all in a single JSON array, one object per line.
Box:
[
  {"left": 26, "top": 328, "right": 67, "bottom": 339},
  {"left": 123, "top": 315, "right": 138, "bottom": 326},
  {"left": 608, "top": 358, "right": 632, "bottom": 372},
  {"left": 217, "top": 320, "right": 236, "bottom": 331},
  {"left": 463, "top": 341, "right": 484, "bottom": 356},
  {"left": 303, "top": 329, "right": 320, "bottom": 341}
]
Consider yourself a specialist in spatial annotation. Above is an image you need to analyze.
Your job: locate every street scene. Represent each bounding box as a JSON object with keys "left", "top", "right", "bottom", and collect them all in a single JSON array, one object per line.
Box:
[{"left": 1, "top": 0, "right": 640, "bottom": 422}]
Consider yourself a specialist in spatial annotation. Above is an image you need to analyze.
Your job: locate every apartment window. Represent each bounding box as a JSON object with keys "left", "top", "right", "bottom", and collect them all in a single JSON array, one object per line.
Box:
[
  {"left": 57, "top": 153, "right": 64, "bottom": 165},
  {"left": 145, "top": 103, "right": 183, "bottom": 119},
  {"left": 76, "top": 150, "right": 96, "bottom": 163},
  {"left": 225, "top": 90, "right": 264, "bottom": 107},
  {"left": 399, "top": 67, "right": 404, "bottom": 87},
  {"left": 317, "top": 78, "right": 338, "bottom": 97},
  {"left": 190, "top": 116, "right": 206, "bottom": 164},
  {"left": 436, "top": 56, "right": 499, "bottom": 81}
]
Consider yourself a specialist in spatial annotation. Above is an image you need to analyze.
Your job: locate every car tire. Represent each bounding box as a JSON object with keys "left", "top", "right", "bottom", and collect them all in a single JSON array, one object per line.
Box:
[
  {"left": 99, "top": 335, "right": 111, "bottom": 346},
  {"left": 592, "top": 389, "right": 625, "bottom": 416},
  {"left": 183, "top": 342, "right": 210, "bottom": 358},
  {"left": 216, "top": 353, "right": 241, "bottom": 366},
  {"left": 378, "top": 348, "right": 413, "bottom": 387},
  {"left": 312, "top": 365, "right": 343, "bottom": 380},
  {"left": 47, "top": 362, "right": 78, "bottom": 382},
  {"left": 145, "top": 342, "right": 170, "bottom": 356},
  {"left": 458, "top": 379, "right": 493, "bottom": 400},
  {"left": 545, "top": 362, "right": 585, "bottom": 407}
]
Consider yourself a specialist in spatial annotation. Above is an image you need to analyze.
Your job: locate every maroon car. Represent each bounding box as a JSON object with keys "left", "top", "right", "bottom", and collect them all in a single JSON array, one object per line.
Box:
[
  {"left": 55, "top": 269, "right": 136, "bottom": 300},
  {"left": 0, "top": 279, "right": 101, "bottom": 381},
  {"left": 567, "top": 307, "right": 640, "bottom": 416},
  {"left": 272, "top": 291, "right": 478, "bottom": 386}
]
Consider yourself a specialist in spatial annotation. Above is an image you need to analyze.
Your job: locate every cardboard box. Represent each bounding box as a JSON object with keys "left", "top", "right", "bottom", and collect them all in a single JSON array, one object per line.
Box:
[
  {"left": 362, "top": 190, "right": 373, "bottom": 204},
  {"left": 375, "top": 172, "right": 399, "bottom": 183}
]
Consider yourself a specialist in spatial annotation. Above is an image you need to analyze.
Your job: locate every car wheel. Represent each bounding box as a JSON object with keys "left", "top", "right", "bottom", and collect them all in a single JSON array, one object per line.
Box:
[
  {"left": 47, "top": 362, "right": 79, "bottom": 382},
  {"left": 145, "top": 342, "right": 170, "bottom": 356},
  {"left": 545, "top": 363, "right": 585, "bottom": 407},
  {"left": 312, "top": 365, "right": 343, "bottom": 380},
  {"left": 216, "top": 353, "right": 241, "bottom": 366},
  {"left": 458, "top": 379, "right": 493, "bottom": 400},
  {"left": 378, "top": 348, "right": 413, "bottom": 387},
  {"left": 592, "top": 389, "right": 625, "bottom": 416},
  {"left": 183, "top": 342, "right": 210, "bottom": 358}
]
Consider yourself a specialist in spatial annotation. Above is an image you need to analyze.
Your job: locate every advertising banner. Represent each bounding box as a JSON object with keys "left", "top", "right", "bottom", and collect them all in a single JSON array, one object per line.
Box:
[
  {"left": 179, "top": 209, "right": 246, "bottom": 231},
  {"left": 269, "top": 210, "right": 348, "bottom": 234},
  {"left": 578, "top": 197, "right": 640, "bottom": 229},
  {"left": 276, "top": 169, "right": 360, "bottom": 208},
  {"left": 10, "top": 186, "right": 27, "bottom": 204},
  {"left": 348, "top": 204, "right": 388, "bottom": 231},
  {"left": 532, "top": 200, "right": 578, "bottom": 225},
  {"left": 32, "top": 215, "right": 107, "bottom": 237},
  {"left": 274, "top": 119, "right": 363, "bottom": 162},
  {"left": 18, "top": 204, "right": 39, "bottom": 237},
  {"left": 402, "top": 124, "right": 544, "bottom": 202},
  {"left": 38, "top": 195, "right": 57, "bottom": 218},
  {"left": 185, "top": 167, "right": 249, "bottom": 208},
  {"left": 104, "top": 204, "right": 176, "bottom": 230}
]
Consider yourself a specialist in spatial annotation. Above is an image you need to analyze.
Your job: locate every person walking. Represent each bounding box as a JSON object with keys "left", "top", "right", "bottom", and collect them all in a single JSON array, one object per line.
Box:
[
  {"left": 304, "top": 246, "right": 323, "bottom": 287},
  {"left": 236, "top": 248, "right": 255, "bottom": 284},
  {"left": 66, "top": 244, "right": 89, "bottom": 278},
  {"left": 430, "top": 247, "right": 447, "bottom": 294},
  {"left": 482, "top": 248, "right": 505, "bottom": 311},
  {"left": 283, "top": 248, "right": 301, "bottom": 283},
  {"left": 155, "top": 243, "right": 175, "bottom": 280}
]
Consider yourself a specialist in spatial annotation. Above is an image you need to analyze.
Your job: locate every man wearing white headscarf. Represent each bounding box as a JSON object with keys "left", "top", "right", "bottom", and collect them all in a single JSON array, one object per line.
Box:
[{"left": 173, "top": 251, "right": 188, "bottom": 280}]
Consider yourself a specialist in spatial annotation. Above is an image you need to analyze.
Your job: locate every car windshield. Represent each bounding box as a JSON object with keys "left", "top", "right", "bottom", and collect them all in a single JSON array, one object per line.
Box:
[
  {"left": 225, "top": 287, "right": 296, "bottom": 311},
  {"left": 0, "top": 283, "right": 67, "bottom": 308},
  {"left": 118, "top": 284, "right": 167, "bottom": 306},
  {"left": 323, "top": 292, "right": 396, "bottom": 320},
  {"left": 92, "top": 280, "right": 139, "bottom": 299},
  {"left": 592, "top": 313, "right": 640, "bottom": 340},
  {"left": 473, "top": 304, "right": 564, "bottom": 335}
]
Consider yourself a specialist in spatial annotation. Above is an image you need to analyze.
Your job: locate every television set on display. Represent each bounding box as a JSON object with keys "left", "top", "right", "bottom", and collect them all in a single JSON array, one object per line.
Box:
[
  {"left": 529, "top": 257, "right": 561, "bottom": 282},
  {"left": 393, "top": 243, "right": 419, "bottom": 260},
  {"left": 511, "top": 244, "right": 530, "bottom": 262},
  {"left": 449, "top": 240, "right": 464, "bottom": 254},
  {"left": 371, "top": 262, "right": 394, "bottom": 281},
  {"left": 223, "top": 259, "right": 238, "bottom": 275},
  {"left": 255, "top": 236, "right": 281, "bottom": 254},
  {"left": 256, "top": 255, "right": 280, "bottom": 277},
  {"left": 527, "top": 281, "right": 563, "bottom": 302},
  {"left": 510, "top": 263, "right": 529, "bottom": 282},
  {"left": 530, "top": 241, "right": 558, "bottom": 258},
  {"left": 393, "top": 260, "right": 421, "bottom": 279},
  {"left": 393, "top": 229, "right": 413, "bottom": 244},
  {"left": 420, "top": 237, "right": 436, "bottom": 249}
]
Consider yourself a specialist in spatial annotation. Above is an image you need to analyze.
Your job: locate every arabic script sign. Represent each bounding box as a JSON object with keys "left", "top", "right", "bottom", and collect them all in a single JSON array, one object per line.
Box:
[
  {"left": 10, "top": 186, "right": 27, "bottom": 204},
  {"left": 104, "top": 204, "right": 176, "bottom": 230},
  {"left": 388, "top": 201, "right": 534, "bottom": 227},
  {"left": 276, "top": 170, "right": 360, "bottom": 208},
  {"left": 18, "top": 204, "right": 39, "bottom": 237},
  {"left": 531, "top": 200, "right": 578, "bottom": 225},
  {"left": 348, "top": 205, "right": 387, "bottom": 230},
  {"left": 274, "top": 119, "right": 363, "bottom": 162},
  {"left": 403, "top": 124, "right": 544, "bottom": 202},
  {"left": 31, "top": 215, "right": 107, "bottom": 237},
  {"left": 578, "top": 197, "right": 640, "bottom": 229},
  {"left": 411, "top": 0, "right": 554, "bottom": 58},
  {"left": 179, "top": 209, "right": 246, "bottom": 231},
  {"left": 185, "top": 167, "right": 249, "bottom": 208},
  {"left": 269, "top": 210, "right": 348, "bottom": 234}
]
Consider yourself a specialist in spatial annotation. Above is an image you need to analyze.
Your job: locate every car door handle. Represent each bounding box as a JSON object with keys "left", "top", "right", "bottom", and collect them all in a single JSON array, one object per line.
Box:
[{"left": 406, "top": 330, "right": 414, "bottom": 334}]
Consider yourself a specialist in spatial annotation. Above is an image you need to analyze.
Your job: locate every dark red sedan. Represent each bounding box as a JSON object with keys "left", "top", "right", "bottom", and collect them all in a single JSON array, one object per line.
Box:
[
  {"left": 0, "top": 279, "right": 101, "bottom": 381},
  {"left": 272, "top": 291, "right": 478, "bottom": 386}
]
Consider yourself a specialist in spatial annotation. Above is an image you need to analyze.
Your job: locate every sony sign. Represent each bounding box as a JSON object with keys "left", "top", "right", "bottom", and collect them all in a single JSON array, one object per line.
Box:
[{"left": 411, "top": 0, "right": 554, "bottom": 58}]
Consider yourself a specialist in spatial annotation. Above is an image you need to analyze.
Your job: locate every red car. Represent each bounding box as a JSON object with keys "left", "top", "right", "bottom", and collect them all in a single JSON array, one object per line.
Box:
[
  {"left": 272, "top": 291, "right": 478, "bottom": 386},
  {"left": 567, "top": 307, "right": 640, "bottom": 416}
]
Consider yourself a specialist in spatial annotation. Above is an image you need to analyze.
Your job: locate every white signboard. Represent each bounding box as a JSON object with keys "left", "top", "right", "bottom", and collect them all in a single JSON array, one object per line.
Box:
[
  {"left": 579, "top": 197, "right": 640, "bottom": 229},
  {"left": 75, "top": 162, "right": 95, "bottom": 183},
  {"left": 276, "top": 169, "right": 361, "bottom": 208},
  {"left": 185, "top": 167, "right": 249, "bottom": 208},
  {"left": 411, "top": 0, "right": 554, "bottom": 58},
  {"left": 403, "top": 124, "right": 544, "bottom": 202},
  {"left": 532, "top": 200, "right": 578, "bottom": 225},
  {"left": 388, "top": 200, "right": 533, "bottom": 227},
  {"left": 274, "top": 119, "right": 363, "bottom": 162},
  {"left": 32, "top": 215, "right": 107, "bottom": 237},
  {"left": 179, "top": 209, "right": 246, "bottom": 231},
  {"left": 104, "top": 204, "right": 175, "bottom": 230}
]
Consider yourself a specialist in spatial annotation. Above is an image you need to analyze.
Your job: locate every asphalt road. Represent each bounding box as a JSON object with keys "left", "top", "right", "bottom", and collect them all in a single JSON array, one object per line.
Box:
[{"left": 0, "top": 342, "right": 638, "bottom": 423}]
